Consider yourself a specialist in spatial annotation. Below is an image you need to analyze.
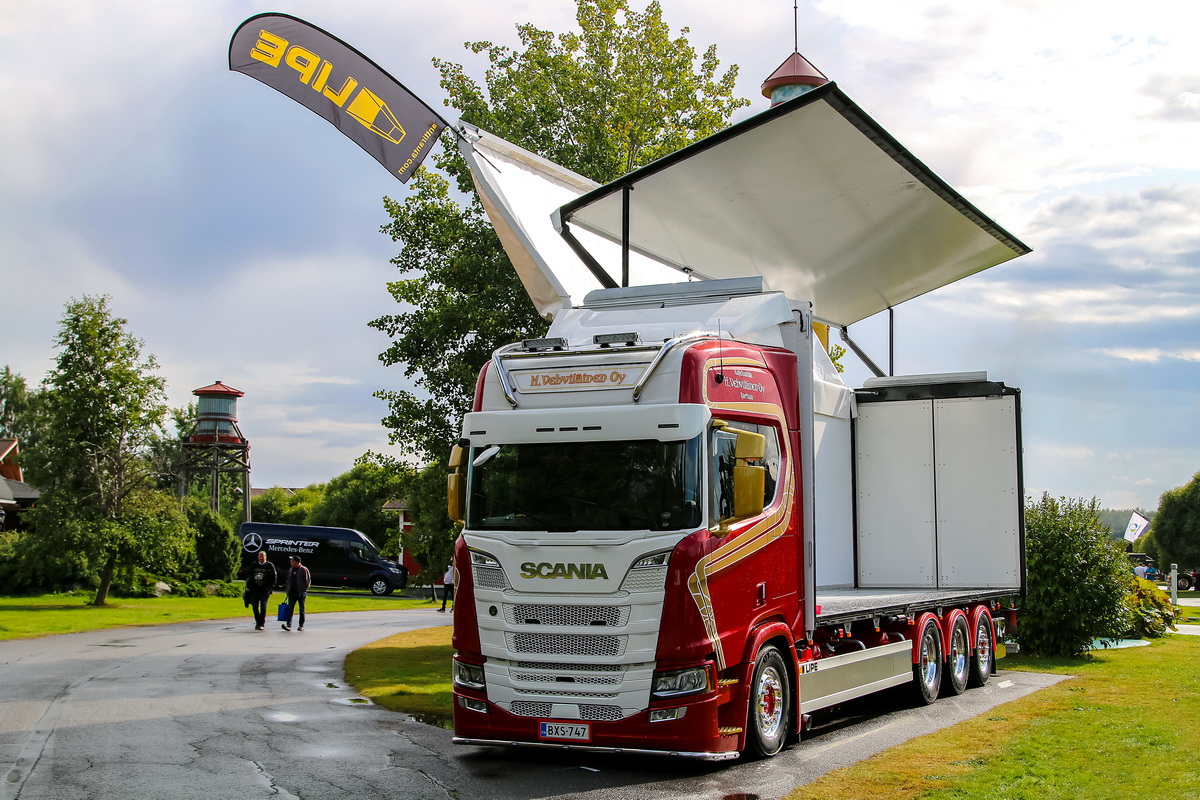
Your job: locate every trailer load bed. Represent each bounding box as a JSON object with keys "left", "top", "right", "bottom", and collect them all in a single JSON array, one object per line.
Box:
[{"left": 814, "top": 588, "right": 1015, "bottom": 627}]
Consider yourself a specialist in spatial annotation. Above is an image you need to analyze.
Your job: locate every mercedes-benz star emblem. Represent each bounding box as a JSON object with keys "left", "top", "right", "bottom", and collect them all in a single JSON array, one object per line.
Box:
[{"left": 242, "top": 533, "right": 263, "bottom": 553}]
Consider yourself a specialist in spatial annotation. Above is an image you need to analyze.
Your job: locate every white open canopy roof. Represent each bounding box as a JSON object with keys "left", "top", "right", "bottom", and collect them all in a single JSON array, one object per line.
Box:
[
  {"left": 459, "top": 124, "right": 684, "bottom": 320},
  {"left": 554, "top": 83, "right": 1030, "bottom": 328}
]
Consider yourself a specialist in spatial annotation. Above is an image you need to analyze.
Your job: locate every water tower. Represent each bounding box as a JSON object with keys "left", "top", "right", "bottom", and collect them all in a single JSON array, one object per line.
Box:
[{"left": 179, "top": 381, "right": 251, "bottom": 521}]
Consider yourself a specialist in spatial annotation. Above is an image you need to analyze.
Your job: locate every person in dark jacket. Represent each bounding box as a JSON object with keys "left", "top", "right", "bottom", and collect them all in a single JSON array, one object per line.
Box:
[
  {"left": 245, "top": 550, "right": 277, "bottom": 631},
  {"left": 281, "top": 555, "right": 311, "bottom": 631}
]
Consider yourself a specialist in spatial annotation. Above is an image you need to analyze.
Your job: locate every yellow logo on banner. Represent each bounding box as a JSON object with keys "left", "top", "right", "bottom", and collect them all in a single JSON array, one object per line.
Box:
[{"left": 250, "top": 29, "right": 407, "bottom": 145}]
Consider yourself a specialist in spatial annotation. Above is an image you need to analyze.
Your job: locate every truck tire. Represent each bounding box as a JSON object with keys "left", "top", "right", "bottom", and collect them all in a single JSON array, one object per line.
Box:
[
  {"left": 747, "top": 645, "right": 791, "bottom": 758},
  {"left": 912, "top": 617, "right": 943, "bottom": 705},
  {"left": 1179, "top": 574, "right": 1195, "bottom": 592},
  {"left": 370, "top": 577, "right": 394, "bottom": 596},
  {"left": 943, "top": 616, "right": 970, "bottom": 696},
  {"left": 969, "top": 614, "right": 994, "bottom": 688}
]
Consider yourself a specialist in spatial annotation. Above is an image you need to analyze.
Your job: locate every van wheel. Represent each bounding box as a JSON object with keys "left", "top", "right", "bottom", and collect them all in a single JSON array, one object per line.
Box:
[
  {"left": 943, "top": 616, "right": 970, "bottom": 697},
  {"left": 912, "top": 617, "right": 942, "bottom": 705},
  {"left": 747, "top": 645, "right": 790, "bottom": 758},
  {"left": 371, "top": 578, "right": 393, "bottom": 596},
  {"left": 969, "top": 614, "right": 994, "bottom": 688}
]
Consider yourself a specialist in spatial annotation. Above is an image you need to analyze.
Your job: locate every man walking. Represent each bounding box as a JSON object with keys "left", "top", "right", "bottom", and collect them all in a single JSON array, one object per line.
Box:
[
  {"left": 281, "top": 555, "right": 311, "bottom": 631},
  {"left": 246, "top": 550, "right": 277, "bottom": 630},
  {"left": 438, "top": 564, "right": 454, "bottom": 613}
]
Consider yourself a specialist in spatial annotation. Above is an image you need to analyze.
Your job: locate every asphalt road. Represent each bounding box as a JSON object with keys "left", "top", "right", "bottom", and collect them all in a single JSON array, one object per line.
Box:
[{"left": 1, "top": 609, "right": 1066, "bottom": 800}]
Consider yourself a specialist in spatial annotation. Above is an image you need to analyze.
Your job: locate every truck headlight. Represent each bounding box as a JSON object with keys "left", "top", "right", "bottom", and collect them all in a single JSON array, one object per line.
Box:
[
  {"left": 632, "top": 550, "right": 670, "bottom": 569},
  {"left": 453, "top": 660, "right": 486, "bottom": 690},
  {"left": 471, "top": 550, "right": 501, "bottom": 568},
  {"left": 388, "top": 567, "right": 401, "bottom": 573},
  {"left": 652, "top": 665, "right": 711, "bottom": 699}
]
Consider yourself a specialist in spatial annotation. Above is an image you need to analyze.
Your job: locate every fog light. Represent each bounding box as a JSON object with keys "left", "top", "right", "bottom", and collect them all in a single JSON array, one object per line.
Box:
[
  {"left": 458, "top": 696, "right": 487, "bottom": 713},
  {"left": 649, "top": 707, "right": 687, "bottom": 723}
]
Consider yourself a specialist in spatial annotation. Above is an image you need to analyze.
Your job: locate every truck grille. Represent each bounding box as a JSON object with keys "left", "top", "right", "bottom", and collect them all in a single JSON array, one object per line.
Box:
[
  {"left": 506, "top": 632, "right": 624, "bottom": 657},
  {"left": 509, "top": 701, "right": 626, "bottom": 722},
  {"left": 506, "top": 604, "right": 628, "bottom": 627},
  {"left": 516, "top": 689, "right": 618, "bottom": 699},
  {"left": 620, "top": 567, "right": 667, "bottom": 592},
  {"left": 514, "top": 661, "right": 623, "bottom": 672},
  {"left": 473, "top": 567, "right": 510, "bottom": 590},
  {"left": 509, "top": 701, "right": 552, "bottom": 718},
  {"left": 511, "top": 669, "right": 622, "bottom": 686}
]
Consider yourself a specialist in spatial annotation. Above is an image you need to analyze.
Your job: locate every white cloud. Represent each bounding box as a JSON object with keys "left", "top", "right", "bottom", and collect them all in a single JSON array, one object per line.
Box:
[{"left": 1093, "top": 347, "right": 1200, "bottom": 363}]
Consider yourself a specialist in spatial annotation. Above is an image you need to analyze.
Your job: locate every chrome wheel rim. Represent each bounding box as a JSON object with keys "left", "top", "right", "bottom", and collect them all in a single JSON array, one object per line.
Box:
[
  {"left": 920, "top": 630, "right": 939, "bottom": 690},
  {"left": 756, "top": 666, "right": 784, "bottom": 739},
  {"left": 951, "top": 626, "right": 969, "bottom": 683}
]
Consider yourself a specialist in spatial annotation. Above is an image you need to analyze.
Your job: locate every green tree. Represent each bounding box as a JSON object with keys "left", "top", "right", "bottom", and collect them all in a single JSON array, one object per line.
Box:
[
  {"left": 1019, "top": 494, "right": 1134, "bottom": 657},
  {"left": 250, "top": 484, "right": 325, "bottom": 525},
  {"left": 400, "top": 461, "right": 458, "bottom": 586},
  {"left": 0, "top": 366, "right": 29, "bottom": 440},
  {"left": 306, "top": 461, "right": 404, "bottom": 552},
  {"left": 370, "top": 0, "right": 748, "bottom": 465},
  {"left": 185, "top": 499, "right": 240, "bottom": 581},
  {"left": 22, "top": 296, "right": 192, "bottom": 603},
  {"left": 1152, "top": 472, "right": 1200, "bottom": 569},
  {"left": 0, "top": 366, "right": 45, "bottom": 447}
]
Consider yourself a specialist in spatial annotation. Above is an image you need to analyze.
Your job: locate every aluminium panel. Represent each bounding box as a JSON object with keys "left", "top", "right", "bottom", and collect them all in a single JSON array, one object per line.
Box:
[
  {"left": 934, "top": 396, "right": 1022, "bottom": 588},
  {"left": 855, "top": 400, "right": 936, "bottom": 588}
]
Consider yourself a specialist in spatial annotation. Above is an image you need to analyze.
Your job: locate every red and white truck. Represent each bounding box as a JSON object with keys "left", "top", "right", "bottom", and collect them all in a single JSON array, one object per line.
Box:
[{"left": 445, "top": 81, "right": 1029, "bottom": 760}]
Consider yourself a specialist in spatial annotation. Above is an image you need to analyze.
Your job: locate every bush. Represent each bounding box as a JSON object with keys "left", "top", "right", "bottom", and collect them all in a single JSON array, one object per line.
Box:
[
  {"left": 188, "top": 503, "right": 240, "bottom": 581},
  {"left": 171, "top": 580, "right": 243, "bottom": 598},
  {"left": 1019, "top": 494, "right": 1134, "bottom": 657},
  {"left": 108, "top": 568, "right": 245, "bottom": 599},
  {"left": 1126, "top": 578, "right": 1180, "bottom": 638}
]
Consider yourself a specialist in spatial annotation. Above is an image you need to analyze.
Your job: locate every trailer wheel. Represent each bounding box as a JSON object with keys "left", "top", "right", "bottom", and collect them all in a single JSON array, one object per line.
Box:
[
  {"left": 370, "top": 578, "right": 393, "bottom": 596},
  {"left": 912, "top": 617, "right": 942, "bottom": 705},
  {"left": 969, "top": 614, "right": 994, "bottom": 688},
  {"left": 943, "top": 617, "right": 970, "bottom": 696},
  {"left": 747, "top": 645, "right": 791, "bottom": 758}
]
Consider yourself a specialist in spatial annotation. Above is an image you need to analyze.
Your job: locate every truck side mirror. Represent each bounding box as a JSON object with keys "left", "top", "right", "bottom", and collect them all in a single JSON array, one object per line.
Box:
[
  {"left": 447, "top": 444, "right": 467, "bottom": 524},
  {"left": 714, "top": 424, "right": 767, "bottom": 530},
  {"left": 732, "top": 430, "right": 767, "bottom": 520}
]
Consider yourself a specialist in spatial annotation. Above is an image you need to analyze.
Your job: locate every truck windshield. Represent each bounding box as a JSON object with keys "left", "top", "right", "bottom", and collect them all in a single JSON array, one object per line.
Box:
[{"left": 468, "top": 436, "right": 703, "bottom": 532}]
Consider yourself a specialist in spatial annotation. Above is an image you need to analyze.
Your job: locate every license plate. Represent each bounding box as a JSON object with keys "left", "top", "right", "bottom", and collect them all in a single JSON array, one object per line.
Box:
[{"left": 539, "top": 721, "right": 591, "bottom": 741}]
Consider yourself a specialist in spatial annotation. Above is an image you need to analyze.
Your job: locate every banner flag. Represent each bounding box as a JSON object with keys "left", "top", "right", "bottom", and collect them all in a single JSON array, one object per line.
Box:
[
  {"left": 229, "top": 13, "right": 447, "bottom": 182},
  {"left": 1124, "top": 511, "right": 1151, "bottom": 542}
]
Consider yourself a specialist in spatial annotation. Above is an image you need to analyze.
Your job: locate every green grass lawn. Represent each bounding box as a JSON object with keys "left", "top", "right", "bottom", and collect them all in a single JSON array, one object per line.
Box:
[
  {"left": 345, "top": 625, "right": 455, "bottom": 728},
  {"left": 0, "top": 592, "right": 437, "bottom": 639},
  {"left": 787, "top": 633, "right": 1200, "bottom": 799}
]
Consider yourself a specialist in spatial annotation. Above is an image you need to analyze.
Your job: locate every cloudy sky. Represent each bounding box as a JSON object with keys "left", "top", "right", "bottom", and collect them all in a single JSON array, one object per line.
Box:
[{"left": 2, "top": 0, "right": 1196, "bottom": 510}]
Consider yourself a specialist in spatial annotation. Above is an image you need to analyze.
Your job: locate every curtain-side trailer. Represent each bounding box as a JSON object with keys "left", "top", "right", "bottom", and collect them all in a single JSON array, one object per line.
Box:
[{"left": 446, "top": 82, "right": 1030, "bottom": 760}]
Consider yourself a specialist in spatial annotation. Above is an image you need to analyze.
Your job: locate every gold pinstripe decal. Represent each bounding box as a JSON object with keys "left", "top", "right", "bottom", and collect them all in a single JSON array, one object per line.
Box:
[{"left": 689, "top": 354, "right": 797, "bottom": 670}]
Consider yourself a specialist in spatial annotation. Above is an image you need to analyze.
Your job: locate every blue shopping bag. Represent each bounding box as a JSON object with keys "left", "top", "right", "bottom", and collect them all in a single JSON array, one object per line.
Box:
[{"left": 277, "top": 602, "right": 289, "bottom": 622}]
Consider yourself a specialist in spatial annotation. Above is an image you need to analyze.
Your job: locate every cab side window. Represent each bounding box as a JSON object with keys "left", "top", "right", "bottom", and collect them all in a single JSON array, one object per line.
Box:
[
  {"left": 710, "top": 420, "right": 782, "bottom": 524},
  {"left": 349, "top": 541, "right": 369, "bottom": 561}
]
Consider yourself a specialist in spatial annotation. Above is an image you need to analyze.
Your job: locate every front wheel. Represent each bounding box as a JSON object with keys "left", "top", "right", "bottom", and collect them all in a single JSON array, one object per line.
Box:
[
  {"left": 912, "top": 617, "right": 943, "bottom": 705},
  {"left": 1178, "top": 574, "right": 1195, "bottom": 592},
  {"left": 747, "top": 645, "right": 791, "bottom": 758},
  {"left": 370, "top": 578, "right": 393, "bottom": 596}
]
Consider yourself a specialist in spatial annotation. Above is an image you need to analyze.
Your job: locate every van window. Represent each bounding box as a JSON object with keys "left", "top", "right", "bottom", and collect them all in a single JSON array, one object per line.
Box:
[{"left": 349, "top": 541, "right": 371, "bottom": 561}]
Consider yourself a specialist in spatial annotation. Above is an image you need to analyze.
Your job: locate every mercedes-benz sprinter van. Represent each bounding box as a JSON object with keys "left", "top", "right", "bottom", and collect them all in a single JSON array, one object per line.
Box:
[{"left": 237, "top": 522, "right": 407, "bottom": 595}]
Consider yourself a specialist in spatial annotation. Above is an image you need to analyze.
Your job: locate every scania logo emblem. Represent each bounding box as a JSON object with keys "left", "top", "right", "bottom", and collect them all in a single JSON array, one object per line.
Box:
[{"left": 242, "top": 533, "right": 263, "bottom": 553}]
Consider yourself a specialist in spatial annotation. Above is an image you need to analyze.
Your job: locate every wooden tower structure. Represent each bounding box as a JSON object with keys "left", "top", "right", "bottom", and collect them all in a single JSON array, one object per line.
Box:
[{"left": 180, "top": 381, "right": 251, "bottom": 521}]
